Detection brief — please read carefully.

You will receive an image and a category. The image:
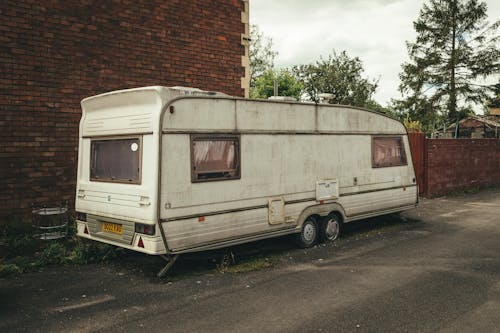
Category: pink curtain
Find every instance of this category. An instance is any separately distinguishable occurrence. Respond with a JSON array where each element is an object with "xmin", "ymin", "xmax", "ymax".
[
  {"xmin": 193, "ymin": 140, "xmax": 236, "ymax": 172},
  {"xmin": 373, "ymin": 137, "xmax": 406, "ymax": 167}
]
